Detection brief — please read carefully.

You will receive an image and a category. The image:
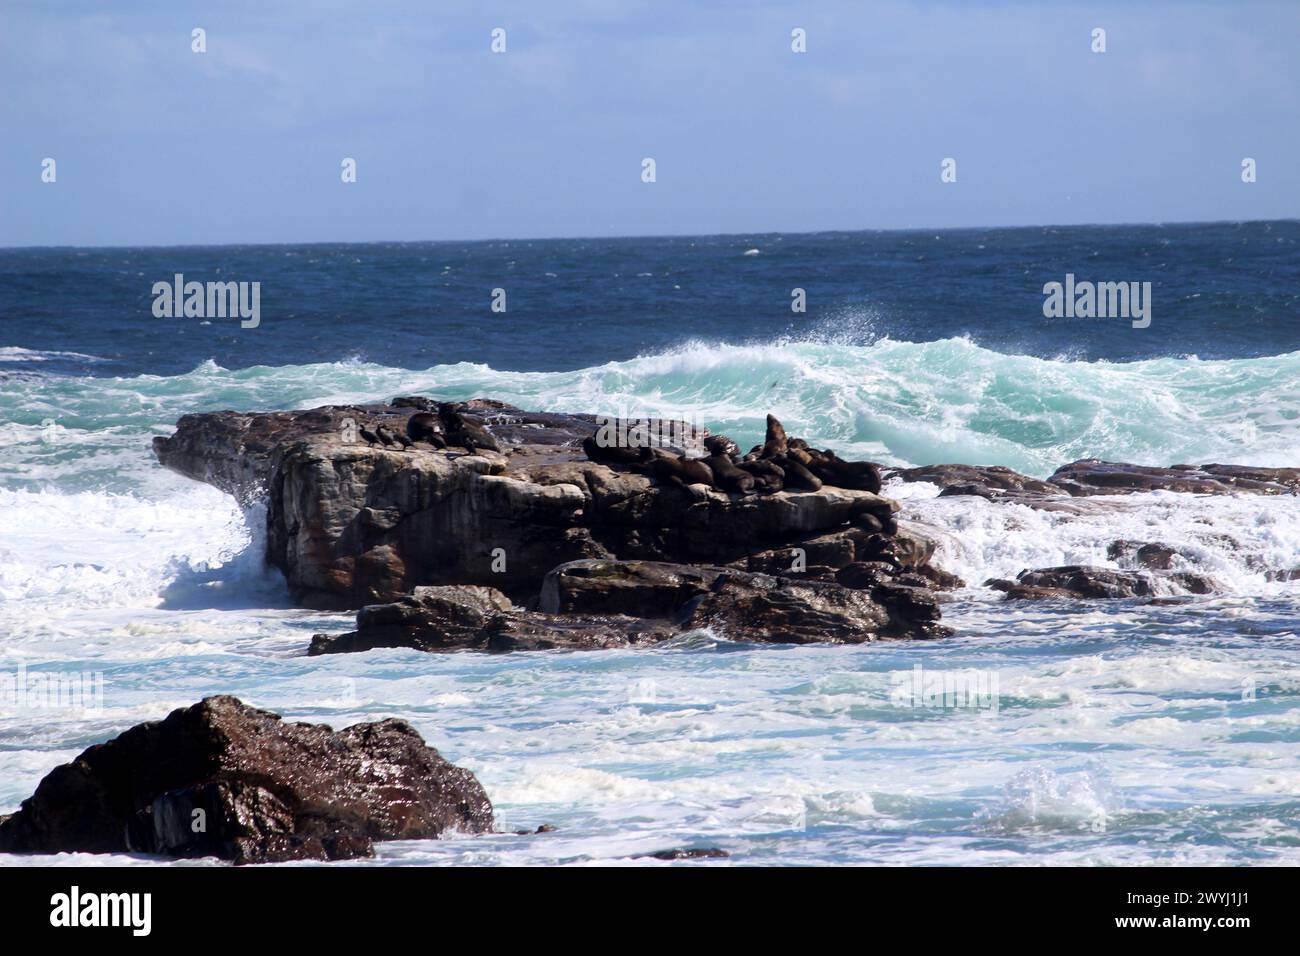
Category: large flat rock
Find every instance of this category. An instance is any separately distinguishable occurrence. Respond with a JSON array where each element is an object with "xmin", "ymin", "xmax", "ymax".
[{"xmin": 155, "ymin": 399, "xmax": 915, "ymax": 609}]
